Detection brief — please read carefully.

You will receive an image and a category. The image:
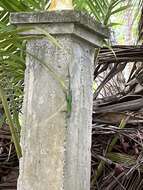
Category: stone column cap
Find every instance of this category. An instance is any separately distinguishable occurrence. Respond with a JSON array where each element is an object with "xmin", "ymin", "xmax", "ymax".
[
  {"xmin": 10, "ymin": 11, "xmax": 109, "ymax": 47},
  {"xmin": 10, "ymin": 11, "xmax": 109, "ymax": 38}
]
